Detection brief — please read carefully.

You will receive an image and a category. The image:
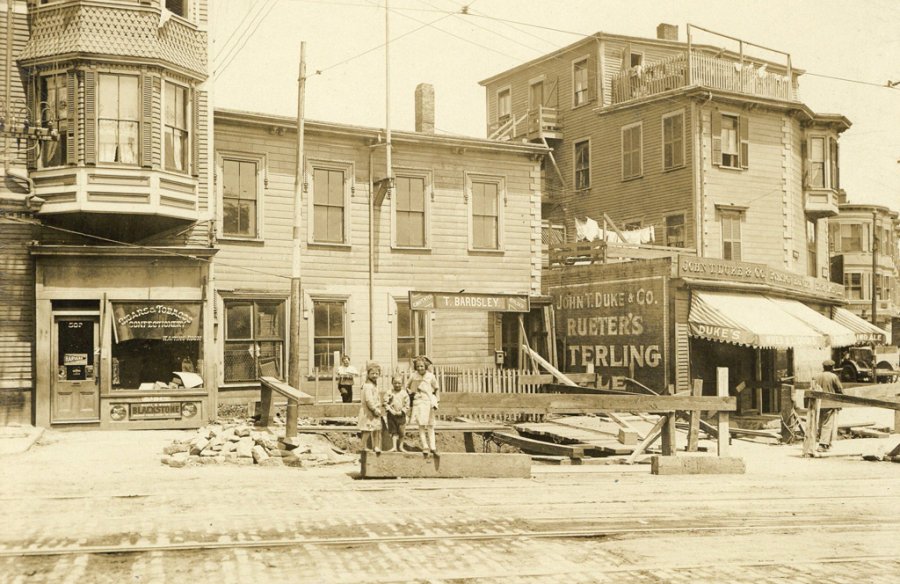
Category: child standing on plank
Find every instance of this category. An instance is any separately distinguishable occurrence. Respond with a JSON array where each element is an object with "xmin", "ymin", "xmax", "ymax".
[
  {"xmin": 384, "ymin": 375, "xmax": 410, "ymax": 452},
  {"xmin": 357, "ymin": 361, "xmax": 384, "ymax": 452}
]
